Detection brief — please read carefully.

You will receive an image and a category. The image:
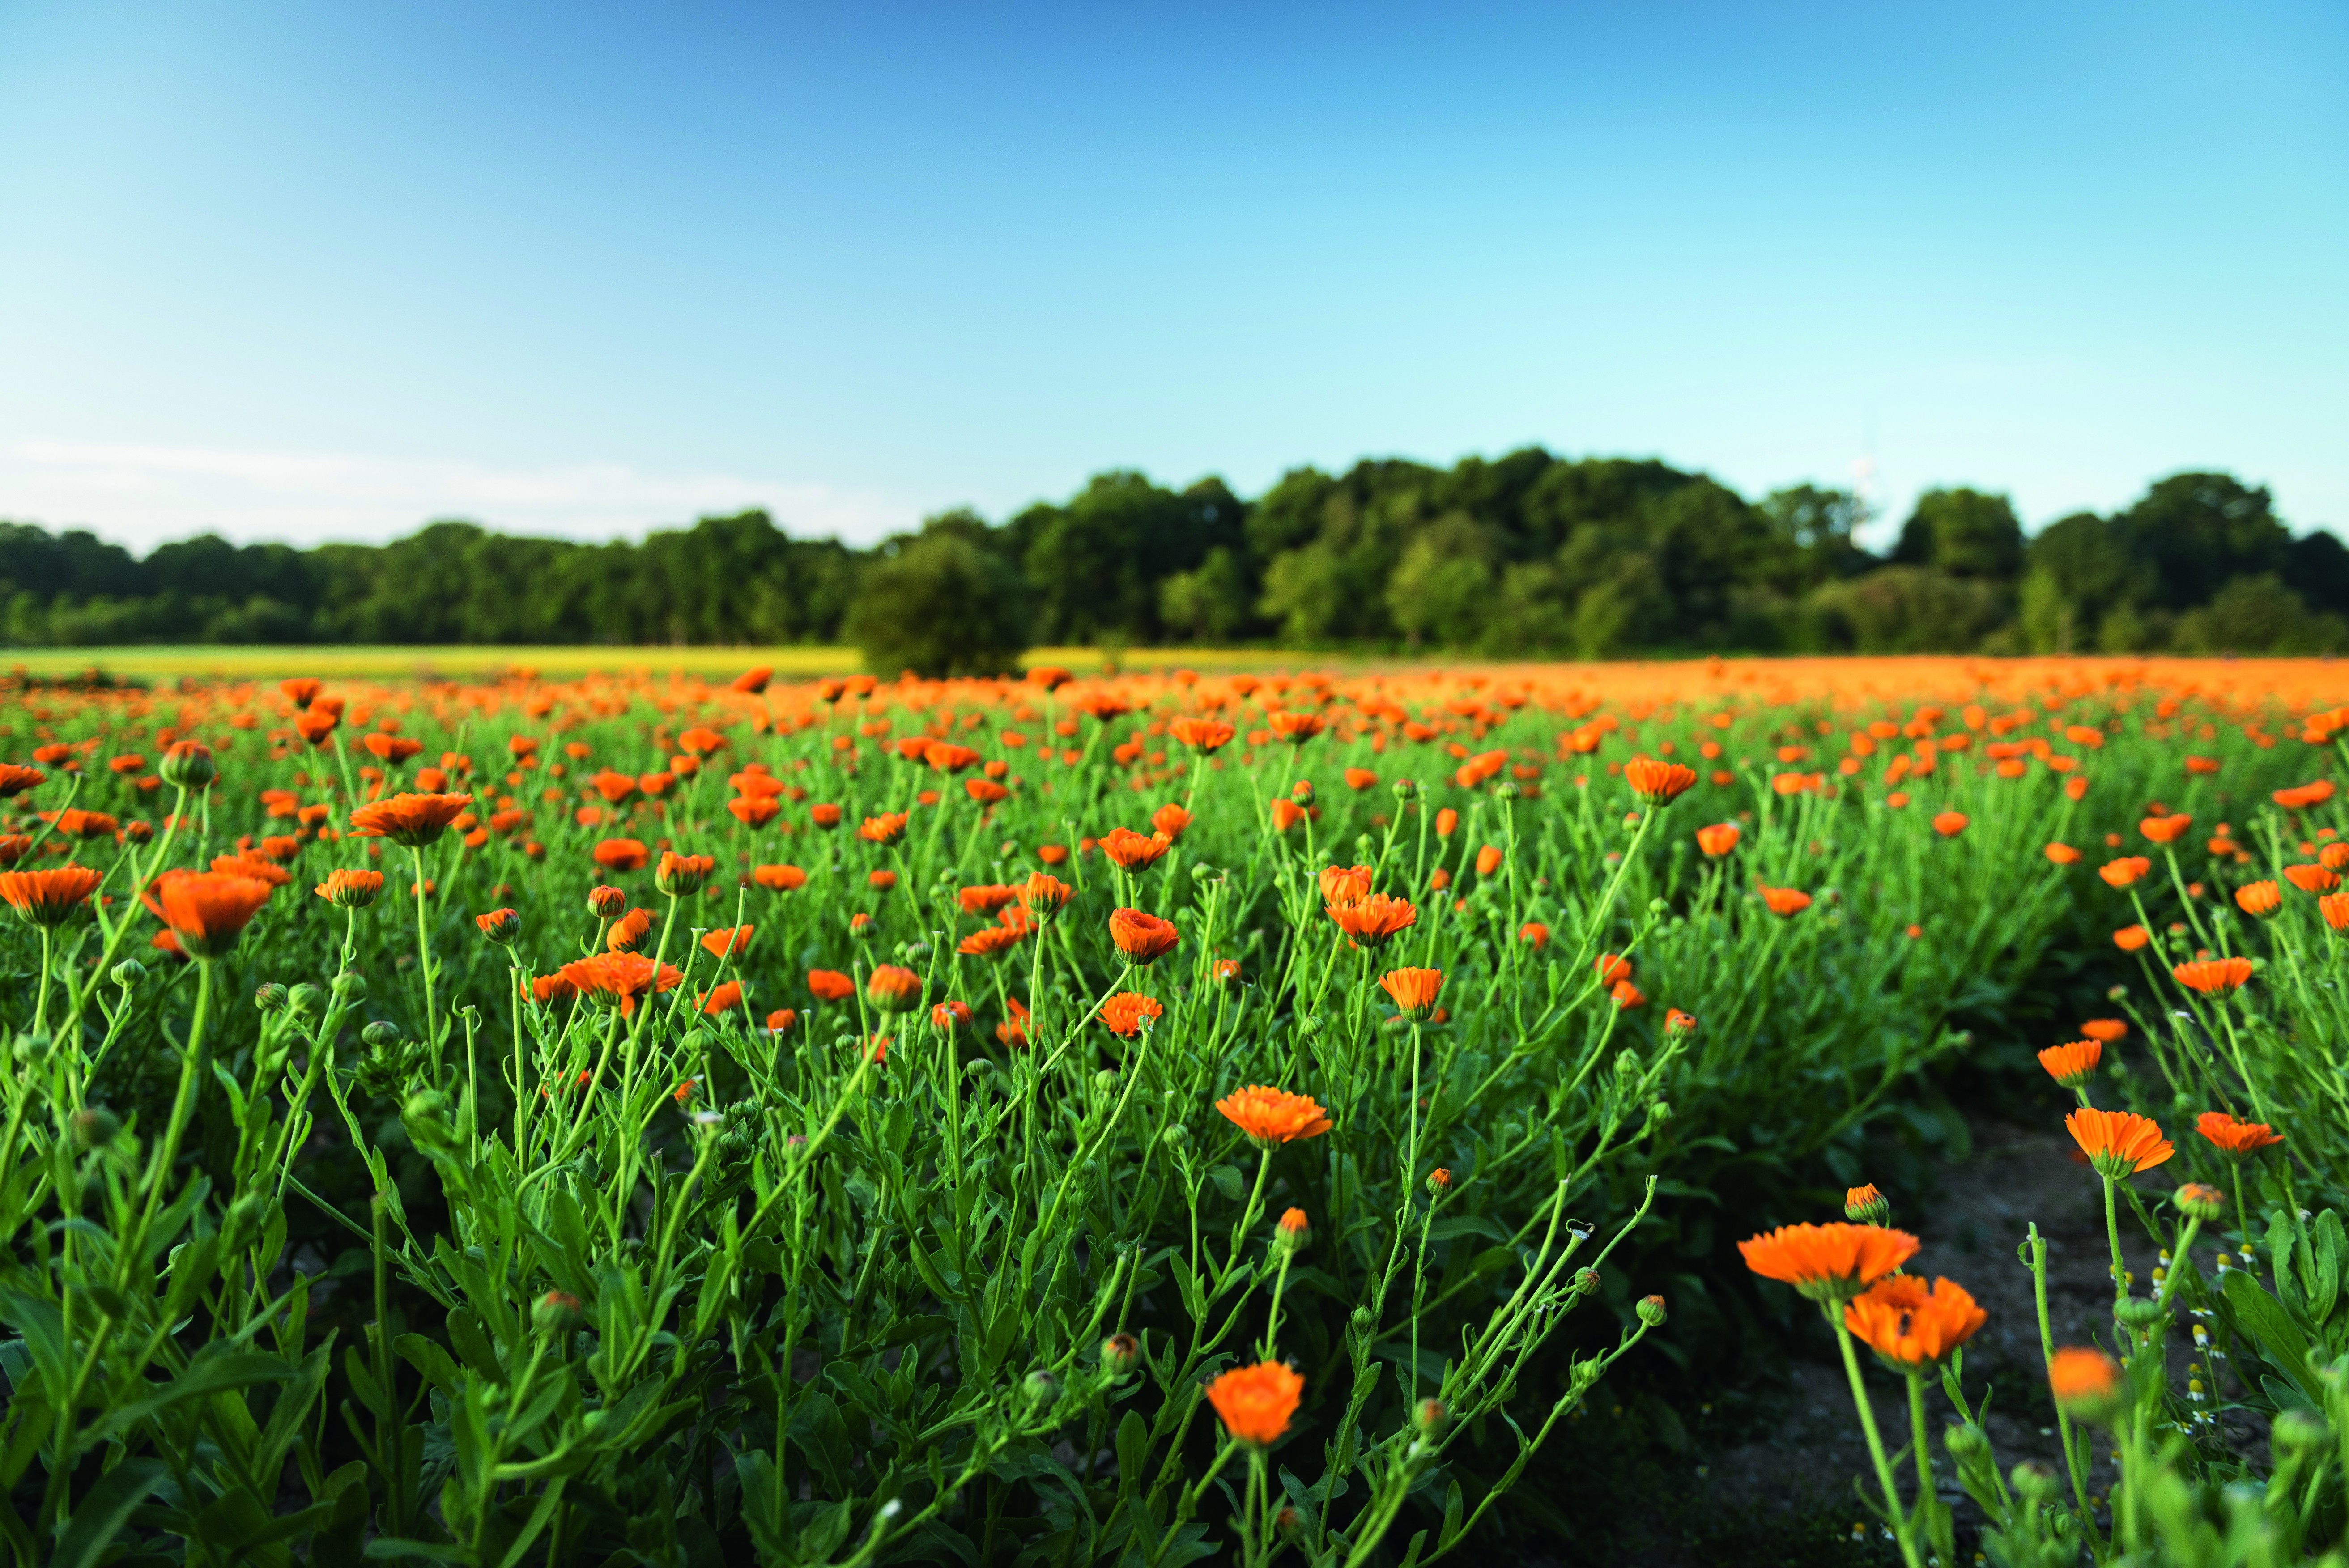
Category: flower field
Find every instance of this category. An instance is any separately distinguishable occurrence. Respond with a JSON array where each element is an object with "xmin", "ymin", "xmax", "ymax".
[{"xmin": 4, "ymin": 654, "xmax": 2349, "ymax": 1566}]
